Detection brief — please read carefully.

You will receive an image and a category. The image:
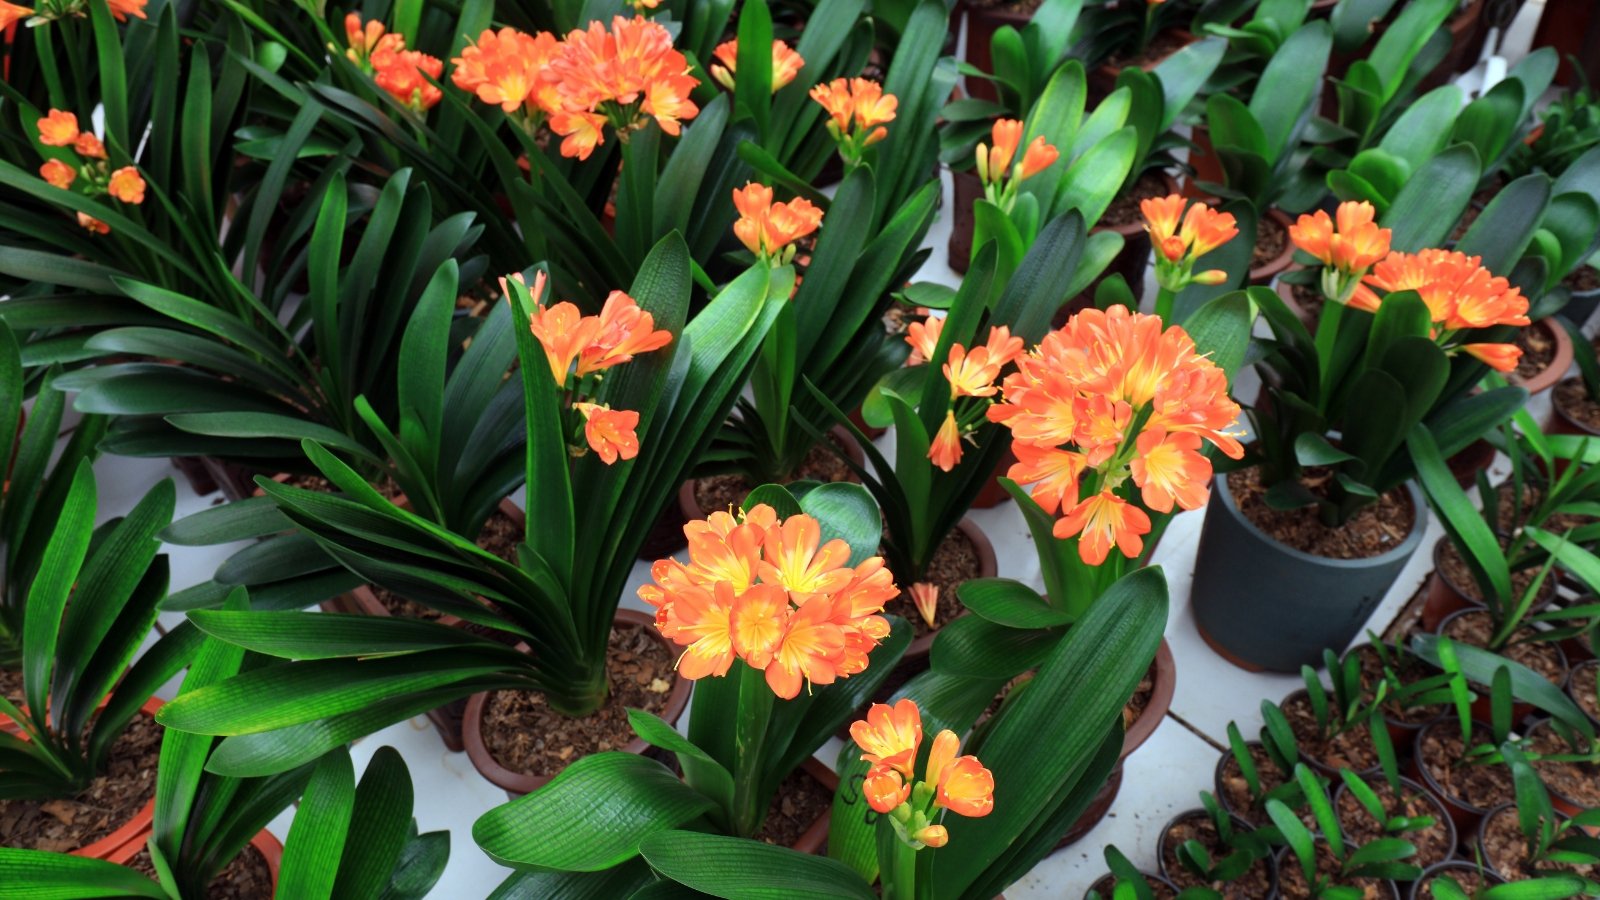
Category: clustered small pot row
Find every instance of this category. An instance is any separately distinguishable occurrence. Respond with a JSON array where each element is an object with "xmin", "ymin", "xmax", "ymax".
[{"xmin": 2, "ymin": 0, "xmax": 1600, "ymax": 897}]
